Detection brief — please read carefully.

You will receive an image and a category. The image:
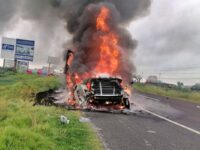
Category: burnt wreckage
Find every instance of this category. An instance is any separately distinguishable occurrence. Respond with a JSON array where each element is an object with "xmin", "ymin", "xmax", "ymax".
[{"xmin": 74, "ymin": 77, "xmax": 130, "ymax": 110}]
